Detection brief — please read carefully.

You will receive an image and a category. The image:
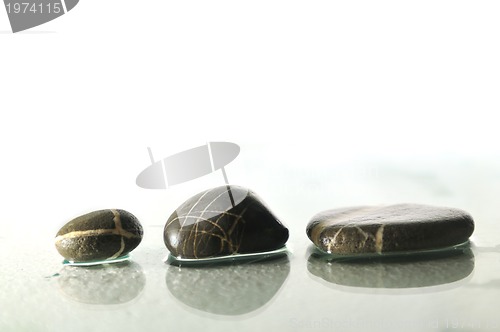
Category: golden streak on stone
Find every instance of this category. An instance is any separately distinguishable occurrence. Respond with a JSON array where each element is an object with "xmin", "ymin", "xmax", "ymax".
[
  {"xmin": 181, "ymin": 188, "xmax": 215, "ymax": 256},
  {"xmin": 110, "ymin": 209, "xmax": 121, "ymax": 229},
  {"xmin": 109, "ymin": 210, "xmax": 126, "ymax": 259},
  {"xmin": 312, "ymin": 207, "xmax": 385, "ymax": 253},
  {"xmin": 110, "ymin": 237, "xmax": 126, "ymax": 259},
  {"xmin": 180, "ymin": 189, "xmax": 234, "ymax": 258},
  {"xmin": 55, "ymin": 210, "xmax": 140, "ymax": 243},
  {"xmin": 55, "ymin": 228, "xmax": 140, "ymax": 242},
  {"xmin": 165, "ymin": 185, "xmax": 289, "ymax": 259},
  {"xmin": 331, "ymin": 226, "xmax": 344, "ymax": 248},
  {"xmin": 375, "ymin": 224, "xmax": 385, "ymax": 254},
  {"xmin": 228, "ymin": 206, "xmax": 249, "ymax": 236},
  {"xmin": 355, "ymin": 226, "xmax": 375, "ymax": 249},
  {"xmin": 168, "ymin": 210, "xmax": 243, "ymax": 225}
]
